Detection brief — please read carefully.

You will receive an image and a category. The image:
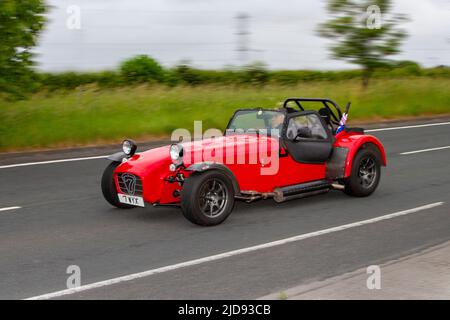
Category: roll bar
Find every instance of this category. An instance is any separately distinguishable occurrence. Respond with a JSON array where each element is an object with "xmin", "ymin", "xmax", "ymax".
[{"xmin": 283, "ymin": 98, "xmax": 344, "ymax": 124}]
